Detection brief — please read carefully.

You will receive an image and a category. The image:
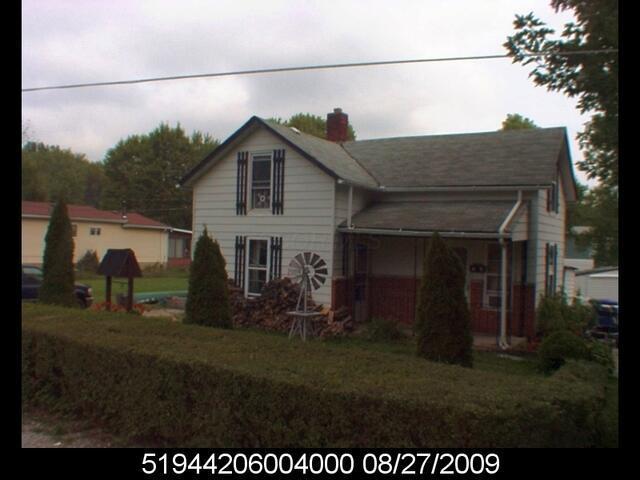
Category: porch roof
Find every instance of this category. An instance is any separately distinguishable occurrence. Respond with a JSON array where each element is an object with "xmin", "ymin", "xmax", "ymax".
[{"xmin": 337, "ymin": 201, "xmax": 518, "ymax": 238}]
